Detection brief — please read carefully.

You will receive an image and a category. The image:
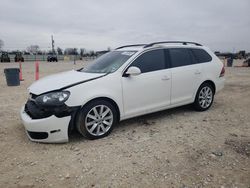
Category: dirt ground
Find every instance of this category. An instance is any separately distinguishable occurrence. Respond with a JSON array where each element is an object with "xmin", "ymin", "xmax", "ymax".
[{"xmin": 0, "ymin": 60, "xmax": 249, "ymax": 188}]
